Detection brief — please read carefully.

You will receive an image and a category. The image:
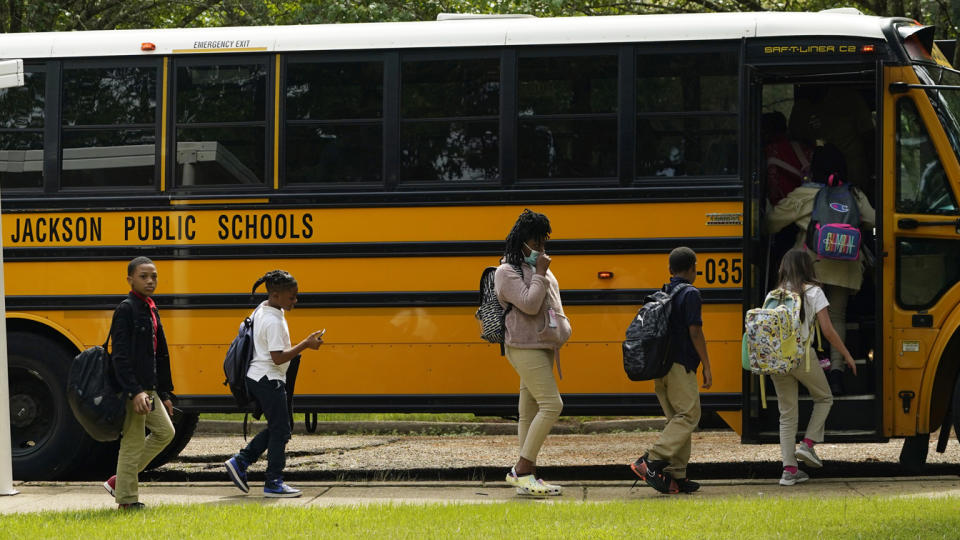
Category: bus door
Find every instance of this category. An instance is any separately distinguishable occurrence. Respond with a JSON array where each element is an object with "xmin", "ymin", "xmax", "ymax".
[
  {"xmin": 883, "ymin": 63, "xmax": 960, "ymax": 442},
  {"xmin": 740, "ymin": 52, "xmax": 885, "ymax": 444}
]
